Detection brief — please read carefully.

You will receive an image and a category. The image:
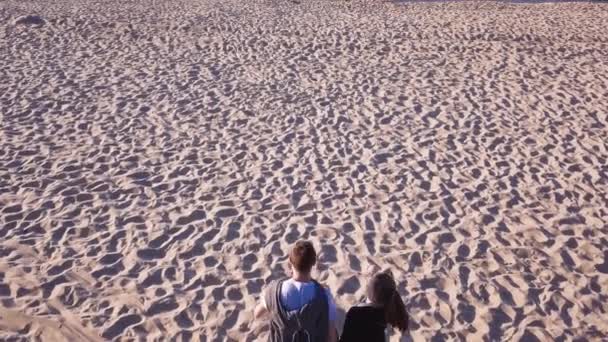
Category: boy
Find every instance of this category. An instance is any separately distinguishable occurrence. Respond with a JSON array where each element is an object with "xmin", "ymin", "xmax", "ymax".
[{"xmin": 254, "ymin": 240, "xmax": 338, "ymax": 342}]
